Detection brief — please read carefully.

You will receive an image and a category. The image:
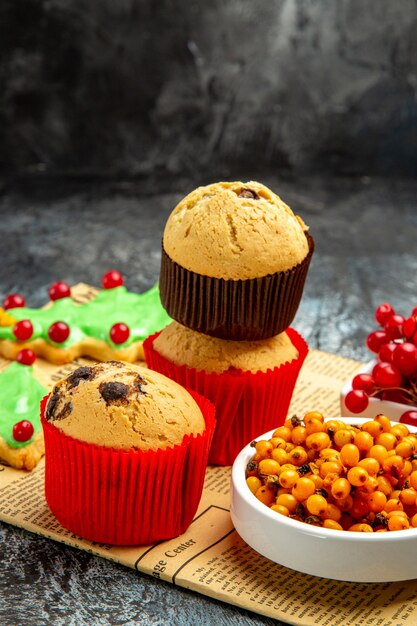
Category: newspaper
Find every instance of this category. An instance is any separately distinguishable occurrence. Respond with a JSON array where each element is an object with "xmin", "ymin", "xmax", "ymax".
[{"xmin": 1, "ymin": 284, "xmax": 417, "ymax": 626}]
